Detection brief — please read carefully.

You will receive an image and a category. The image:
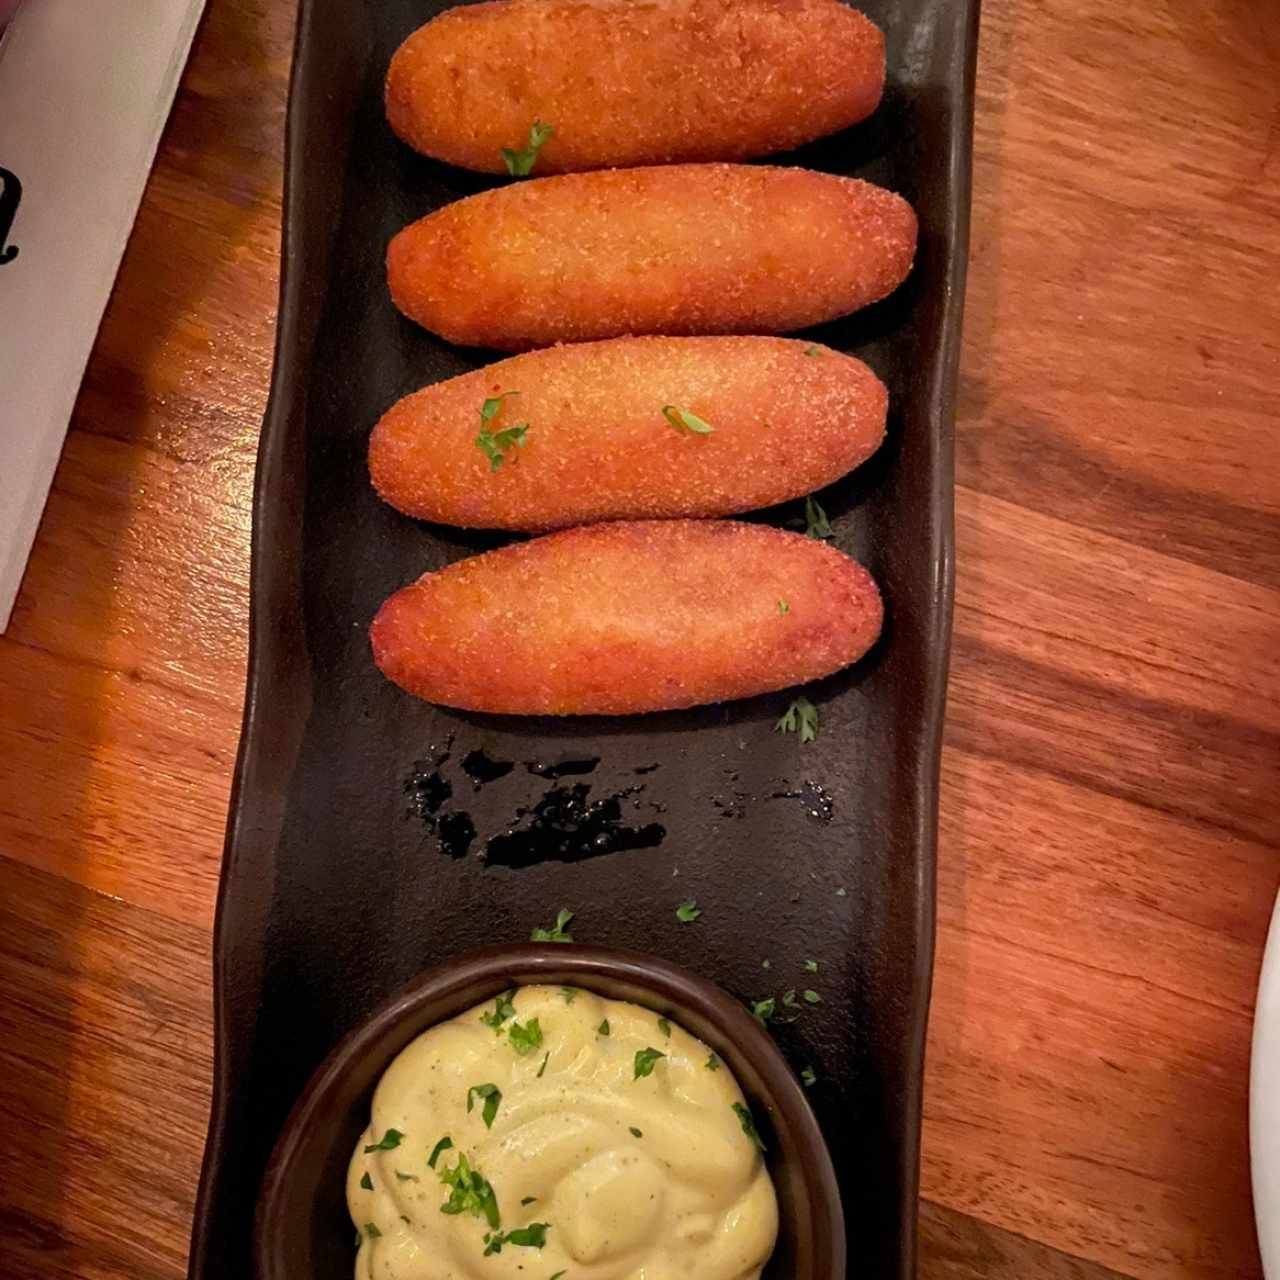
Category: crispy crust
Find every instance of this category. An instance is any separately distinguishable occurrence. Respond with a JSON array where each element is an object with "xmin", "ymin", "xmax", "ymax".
[
  {"xmin": 387, "ymin": 164, "xmax": 916, "ymax": 349},
  {"xmin": 386, "ymin": 0, "xmax": 884, "ymax": 173},
  {"xmin": 370, "ymin": 520, "xmax": 883, "ymax": 714},
  {"xmin": 369, "ymin": 336, "xmax": 887, "ymax": 528}
]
